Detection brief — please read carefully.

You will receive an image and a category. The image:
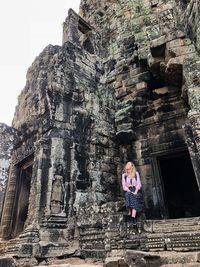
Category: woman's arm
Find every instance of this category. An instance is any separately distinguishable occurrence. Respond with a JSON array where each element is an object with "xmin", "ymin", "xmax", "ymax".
[
  {"xmin": 122, "ymin": 173, "xmax": 130, "ymax": 192},
  {"xmin": 135, "ymin": 171, "xmax": 142, "ymax": 194}
]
